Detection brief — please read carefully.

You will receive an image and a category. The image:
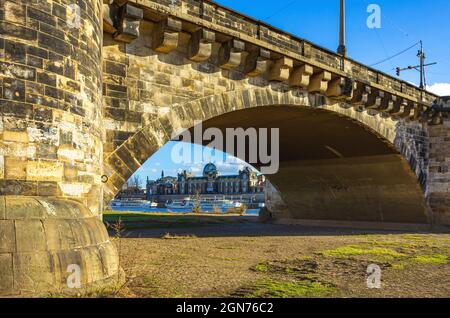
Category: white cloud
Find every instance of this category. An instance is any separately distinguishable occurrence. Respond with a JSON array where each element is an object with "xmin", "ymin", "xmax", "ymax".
[
  {"xmin": 189, "ymin": 166, "xmax": 202, "ymax": 173},
  {"xmin": 215, "ymin": 158, "xmax": 259, "ymax": 175},
  {"xmin": 426, "ymin": 83, "xmax": 450, "ymax": 96}
]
